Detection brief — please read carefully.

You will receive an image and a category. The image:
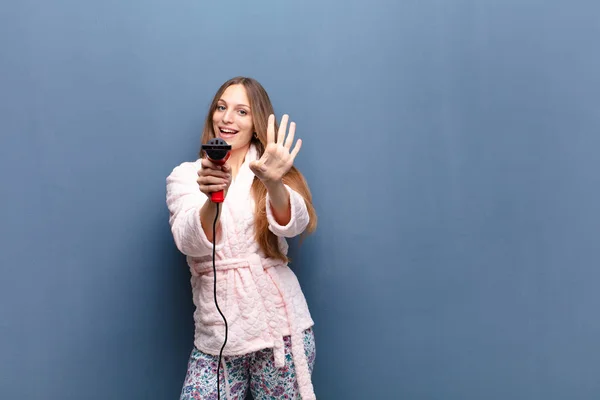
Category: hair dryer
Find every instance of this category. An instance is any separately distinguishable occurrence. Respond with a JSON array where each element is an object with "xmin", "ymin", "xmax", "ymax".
[
  {"xmin": 201, "ymin": 137, "xmax": 232, "ymax": 399},
  {"xmin": 201, "ymin": 138, "xmax": 232, "ymax": 203}
]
